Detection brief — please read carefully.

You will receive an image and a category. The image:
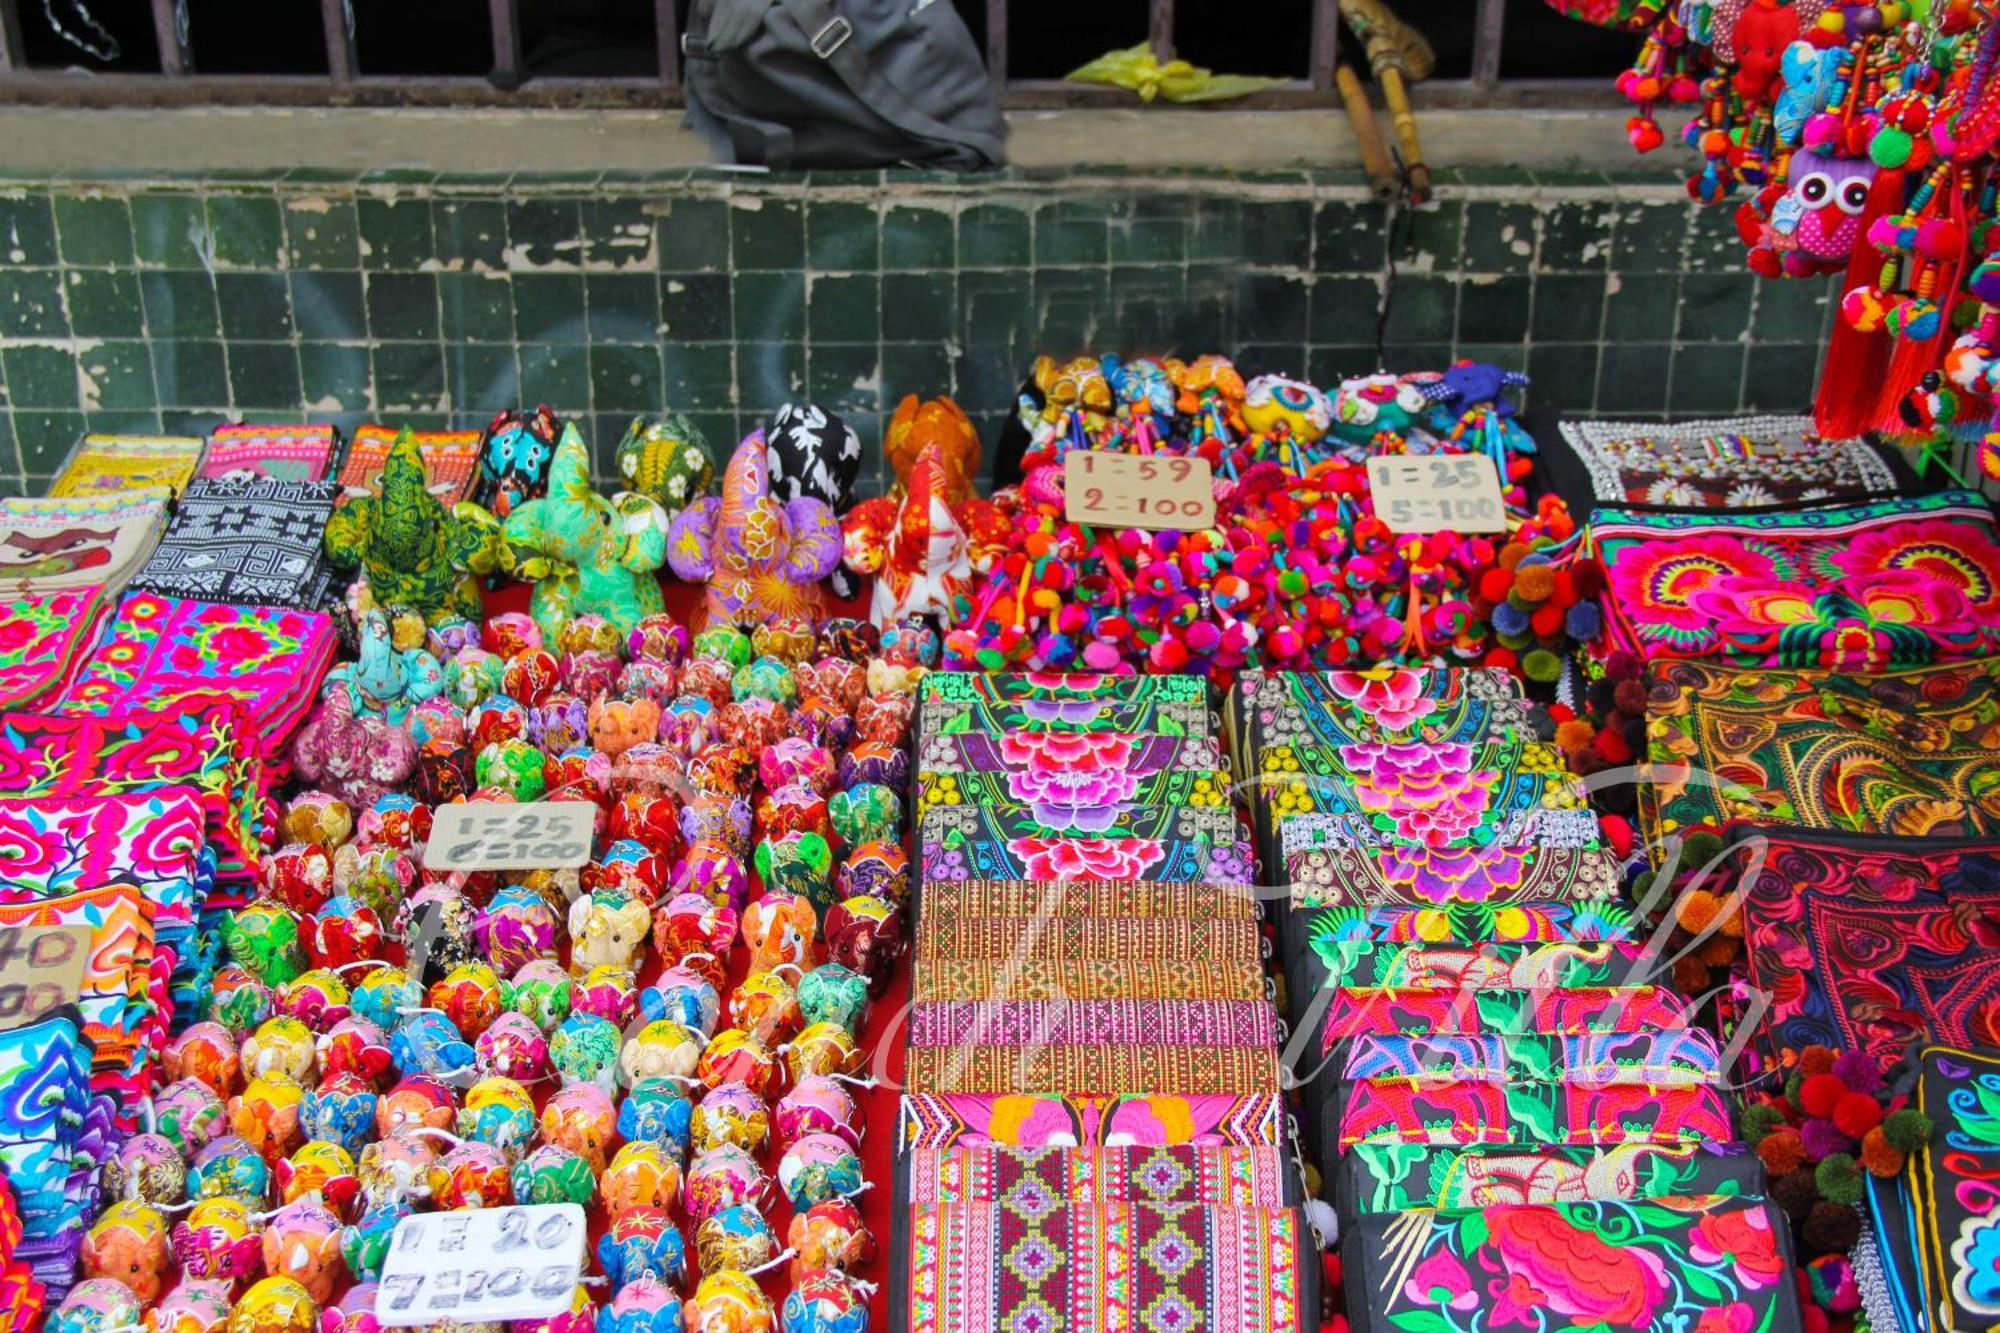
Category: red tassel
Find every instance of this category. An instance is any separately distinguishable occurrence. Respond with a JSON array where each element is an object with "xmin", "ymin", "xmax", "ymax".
[
  {"xmin": 1874, "ymin": 169, "xmax": 1969, "ymax": 433},
  {"xmin": 1815, "ymin": 166, "xmax": 1906, "ymax": 437}
]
